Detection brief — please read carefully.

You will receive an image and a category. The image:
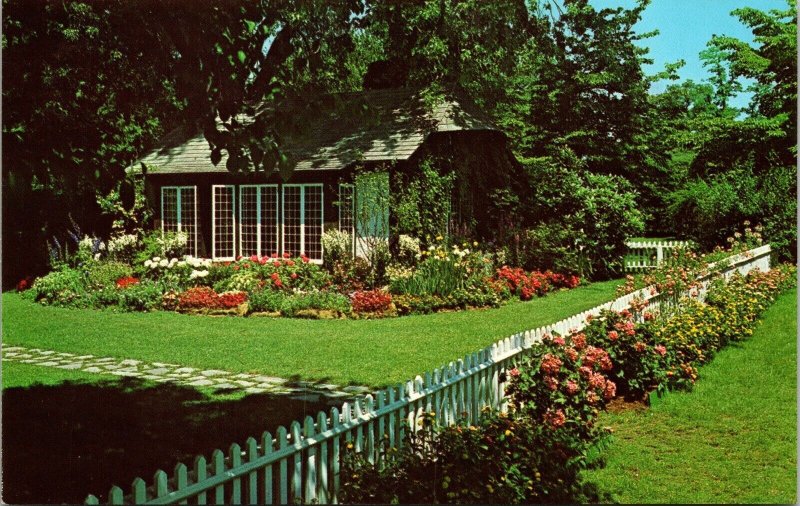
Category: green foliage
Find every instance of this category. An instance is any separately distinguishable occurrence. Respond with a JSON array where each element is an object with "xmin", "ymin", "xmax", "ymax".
[
  {"xmin": 321, "ymin": 229, "xmax": 351, "ymax": 267},
  {"xmin": 246, "ymin": 289, "xmax": 287, "ymax": 314},
  {"xmin": 86, "ymin": 261, "xmax": 133, "ymax": 290},
  {"xmin": 340, "ymin": 409, "xmax": 604, "ymax": 504},
  {"xmin": 117, "ymin": 279, "xmax": 165, "ymax": 312},
  {"xmin": 278, "ymin": 291, "xmax": 350, "ymax": 317},
  {"xmin": 393, "ymin": 158, "xmax": 455, "ymax": 243},
  {"xmin": 515, "ymin": 160, "xmax": 645, "ymax": 279},
  {"xmin": 132, "ymin": 231, "xmax": 188, "ymax": 272},
  {"xmin": 25, "ymin": 267, "xmax": 87, "ymax": 307}
]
